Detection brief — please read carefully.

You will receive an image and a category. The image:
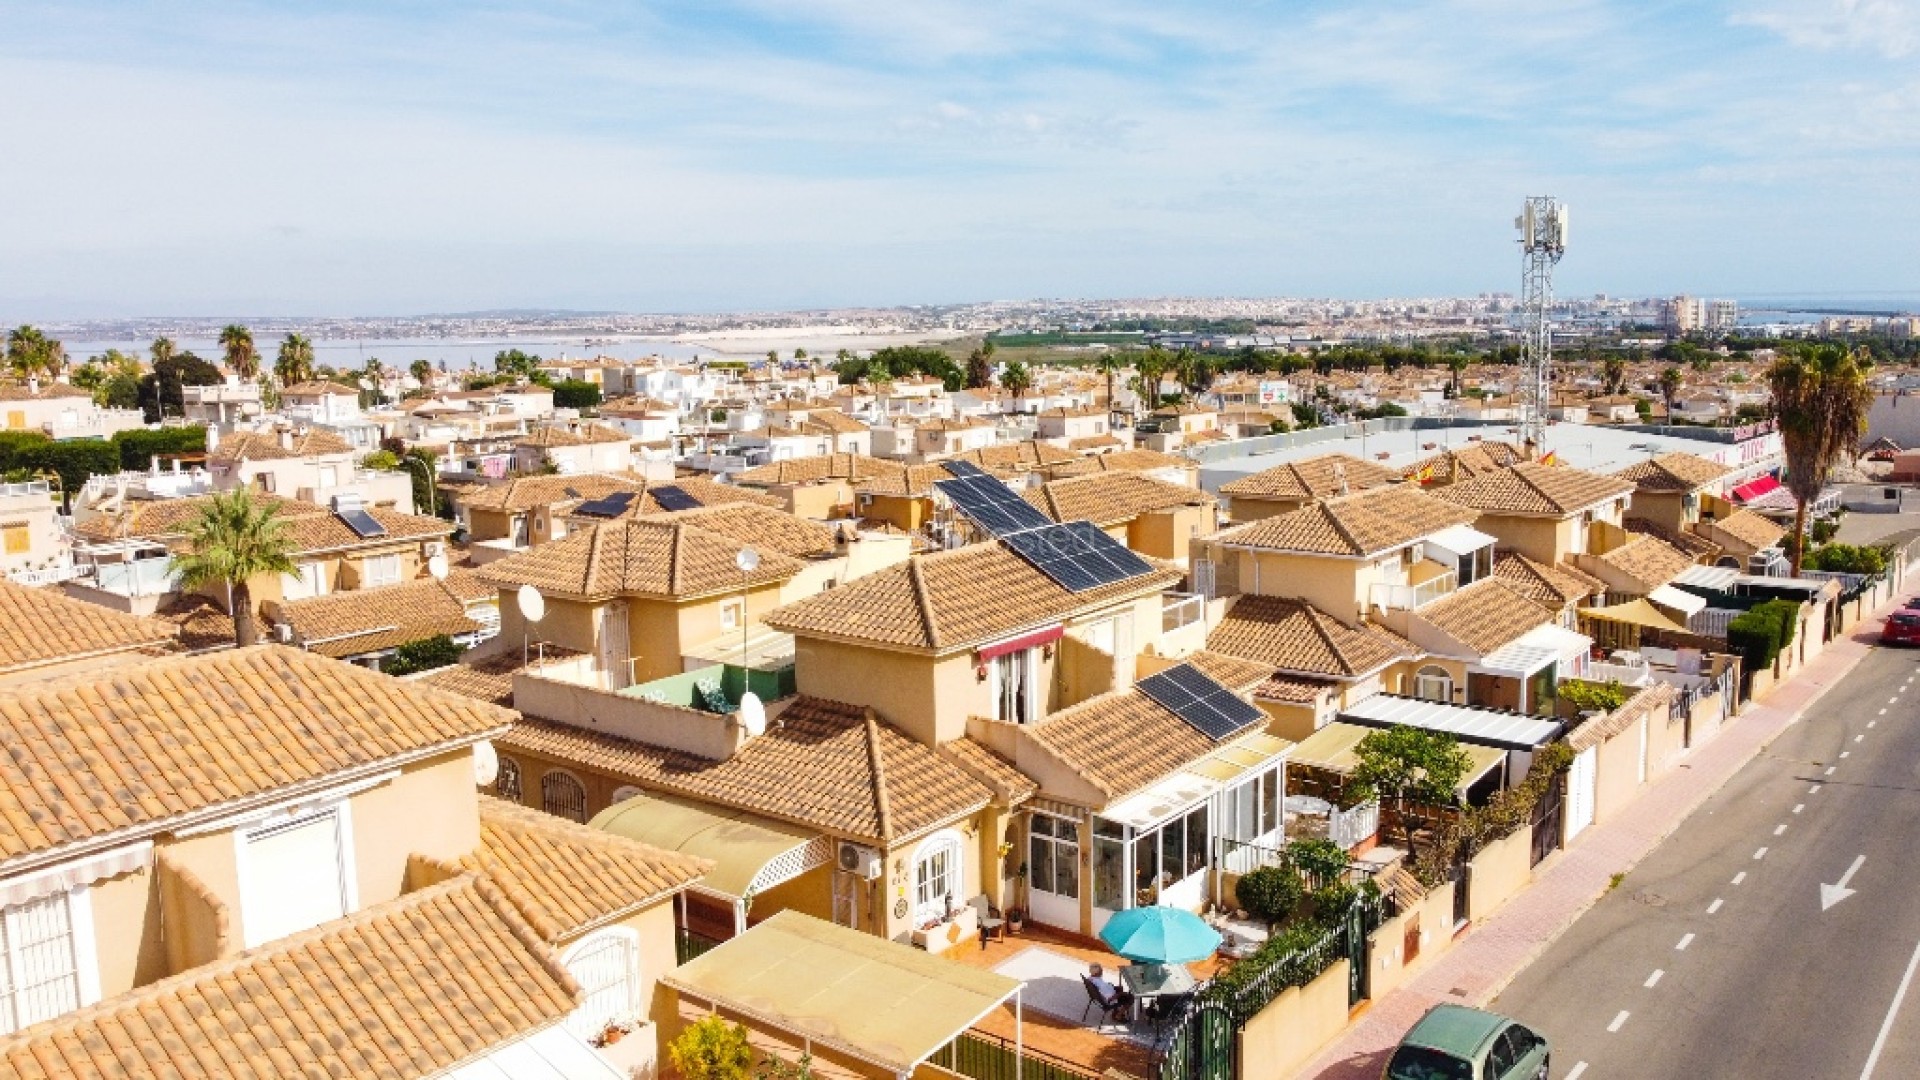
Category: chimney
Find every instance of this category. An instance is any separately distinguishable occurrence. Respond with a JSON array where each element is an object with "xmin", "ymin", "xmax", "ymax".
[
  {"xmin": 280, "ymin": 428, "xmax": 295, "ymax": 451},
  {"xmin": 26, "ymin": 376, "xmax": 37, "ymax": 395}
]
